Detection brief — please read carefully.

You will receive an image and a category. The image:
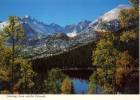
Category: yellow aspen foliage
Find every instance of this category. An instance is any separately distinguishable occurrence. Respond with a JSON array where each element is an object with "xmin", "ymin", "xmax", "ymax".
[{"xmin": 61, "ymin": 78, "xmax": 72, "ymax": 94}]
